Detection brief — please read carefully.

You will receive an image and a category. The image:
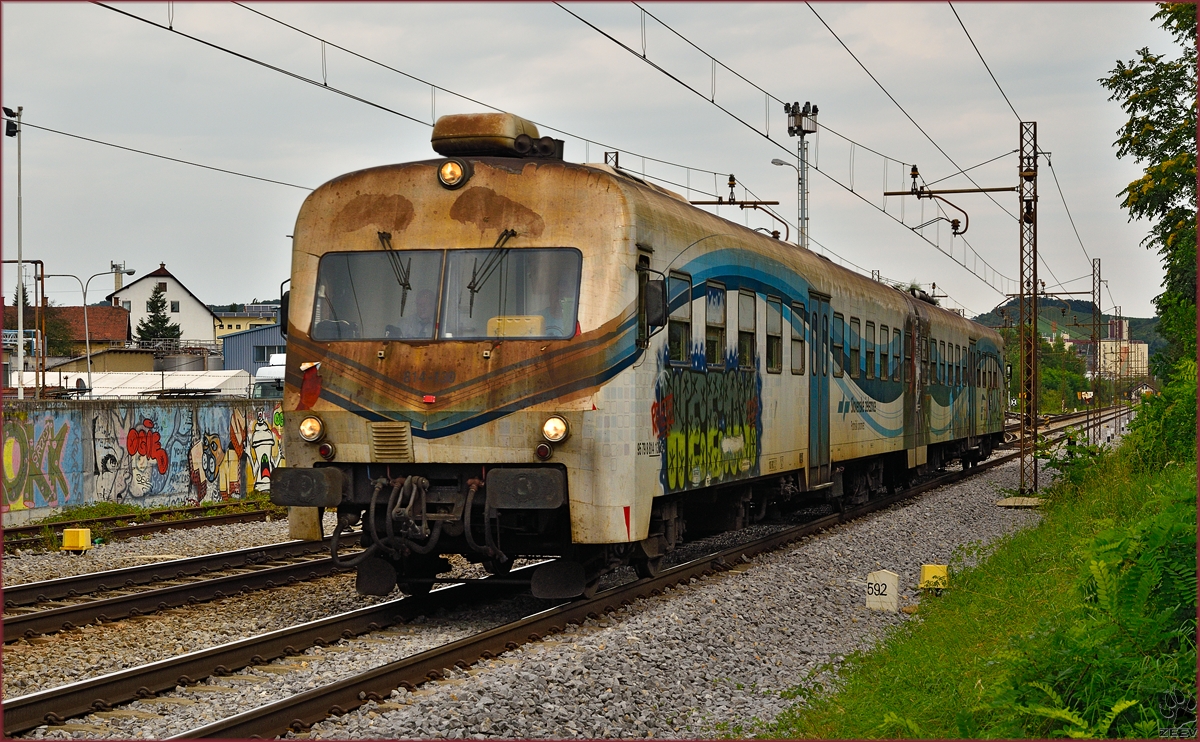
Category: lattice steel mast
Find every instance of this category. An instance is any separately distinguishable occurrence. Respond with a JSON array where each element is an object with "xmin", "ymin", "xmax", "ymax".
[{"xmin": 1018, "ymin": 122, "xmax": 1039, "ymax": 494}]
